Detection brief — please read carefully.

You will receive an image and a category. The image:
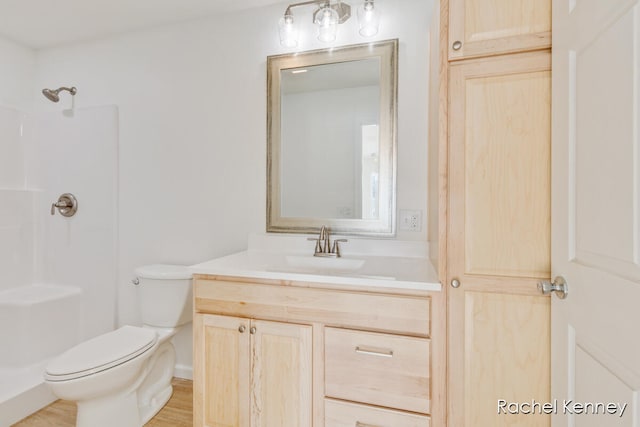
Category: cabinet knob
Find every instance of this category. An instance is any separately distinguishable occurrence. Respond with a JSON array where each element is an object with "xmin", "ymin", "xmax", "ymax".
[
  {"xmin": 238, "ymin": 325, "xmax": 246, "ymax": 333},
  {"xmin": 451, "ymin": 278, "xmax": 461, "ymax": 288},
  {"xmin": 452, "ymin": 40, "xmax": 462, "ymax": 51},
  {"xmin": 250, "ymin": 326, "xmax": 257, "ymax": 335}
]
